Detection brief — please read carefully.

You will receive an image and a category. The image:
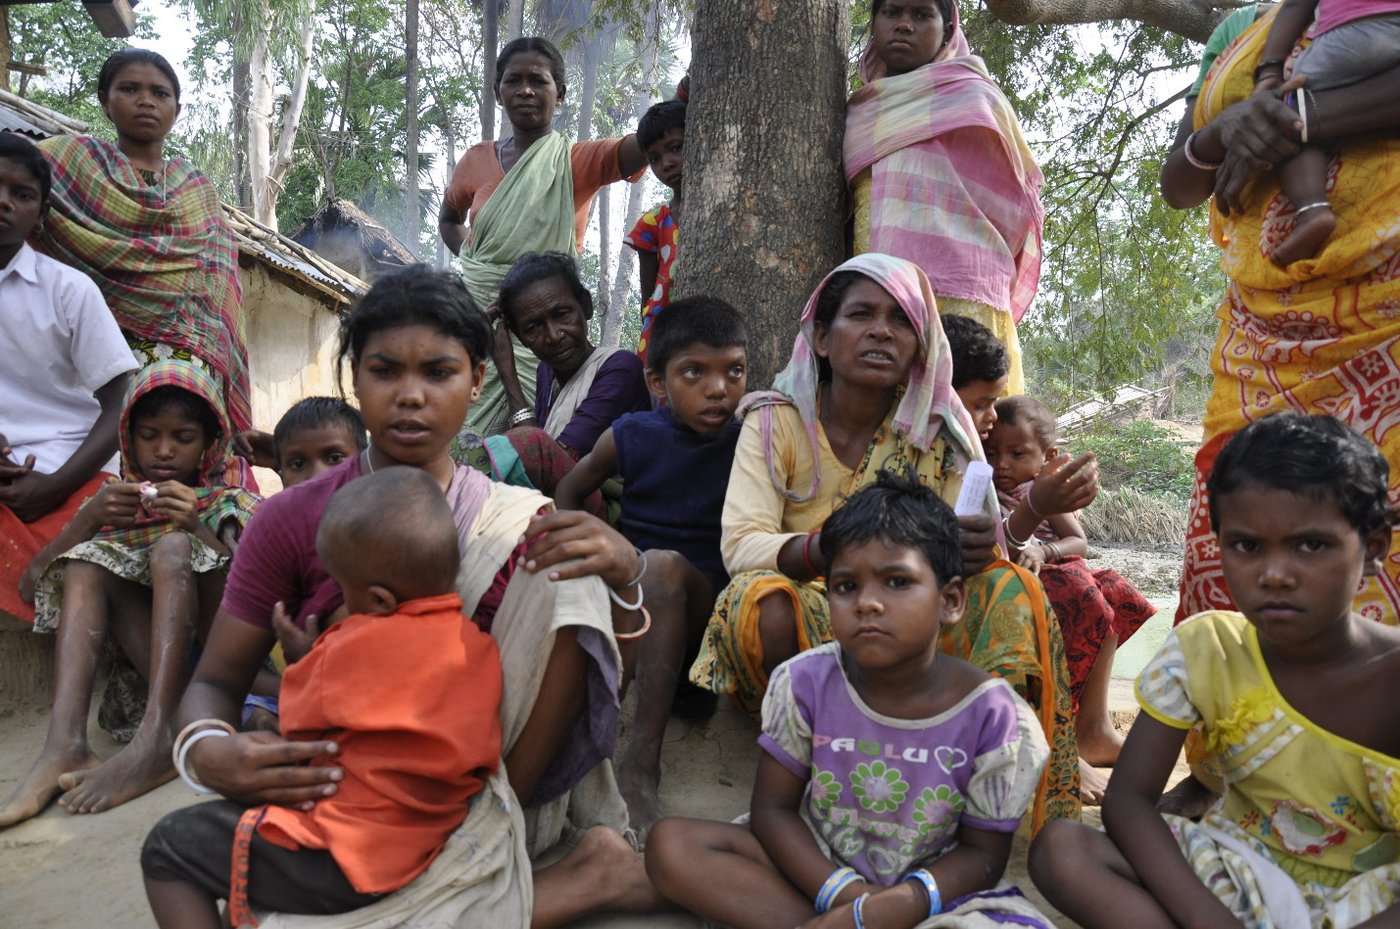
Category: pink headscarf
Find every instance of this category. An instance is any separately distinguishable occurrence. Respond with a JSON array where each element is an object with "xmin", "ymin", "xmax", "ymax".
[{"xmin": 740, "ymin": 253, "xmax": 984, "ymax": 503}]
